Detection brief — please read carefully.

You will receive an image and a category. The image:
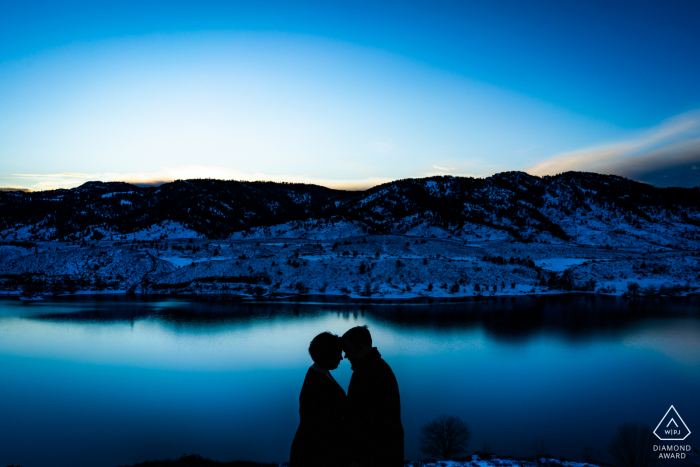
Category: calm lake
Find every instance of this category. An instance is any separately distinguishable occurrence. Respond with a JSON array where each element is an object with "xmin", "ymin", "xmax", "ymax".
[{"xmin": 0, "ymin": 295, "xmax": 698, "ymax": 467}]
